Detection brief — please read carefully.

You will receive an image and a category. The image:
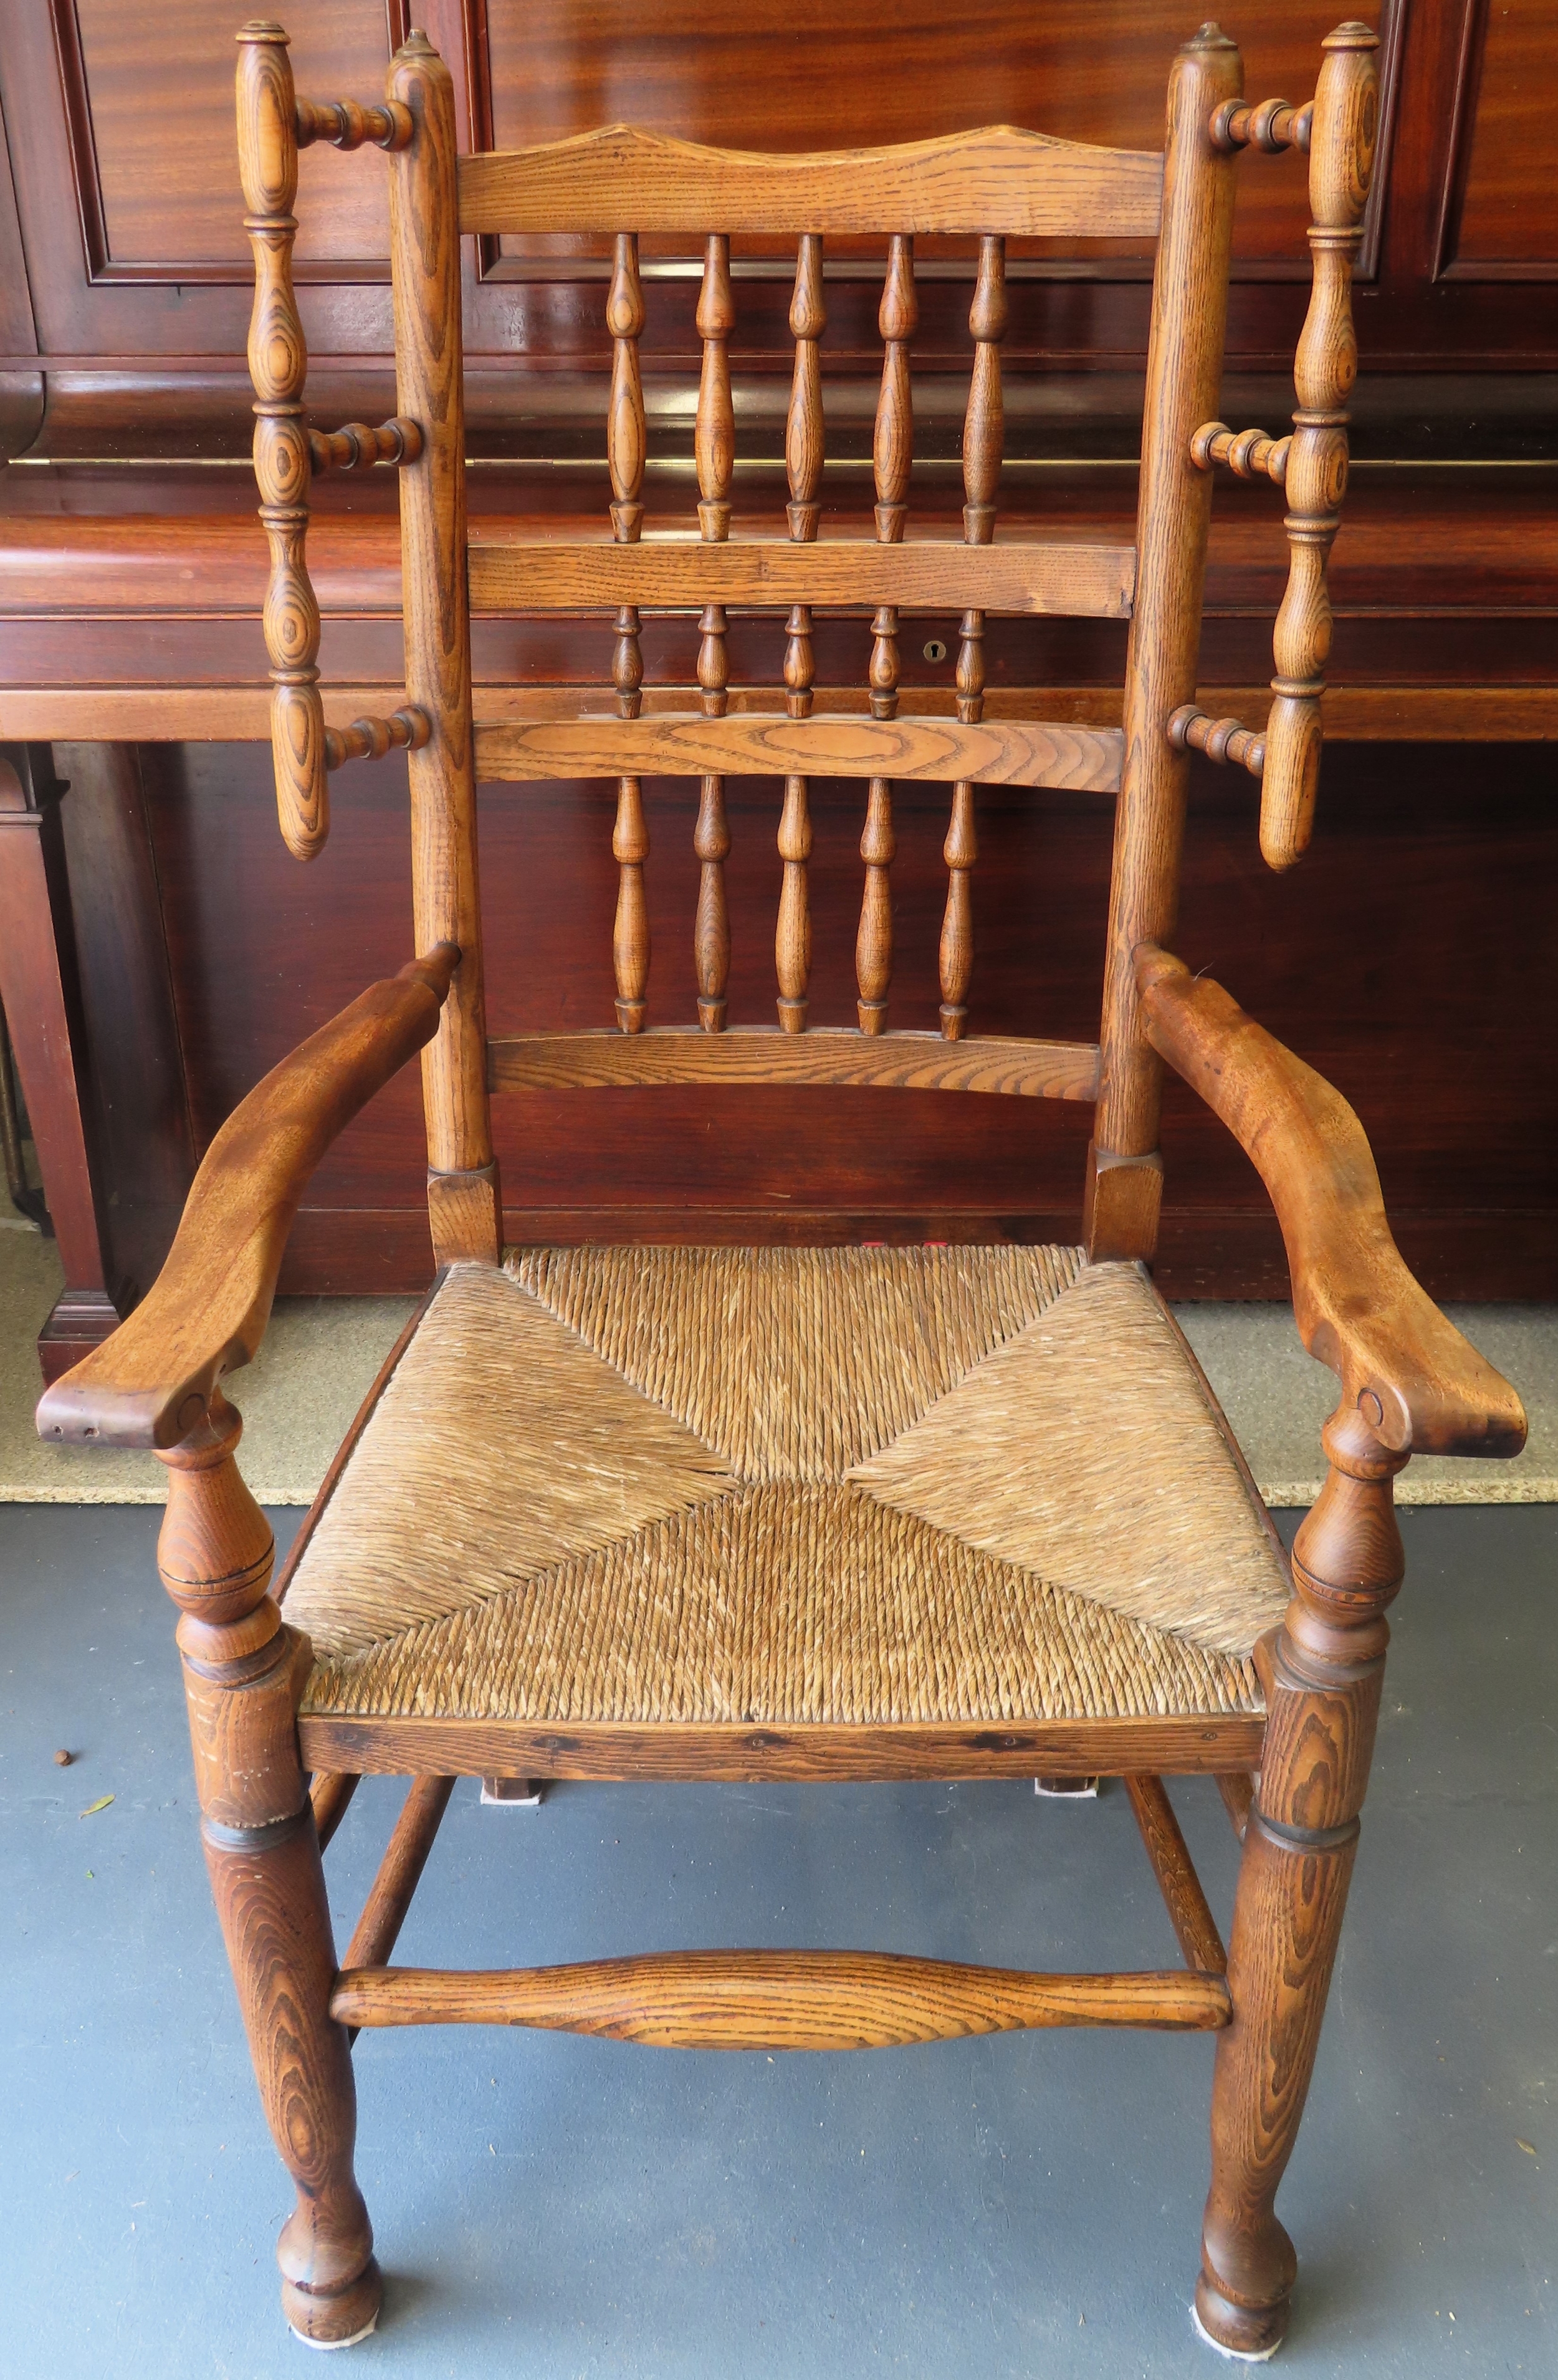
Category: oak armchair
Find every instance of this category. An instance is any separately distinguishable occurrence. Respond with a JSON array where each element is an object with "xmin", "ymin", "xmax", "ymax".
[{"xmin": 37, "ymin": 16, "xmax": 1526, "ymax": 2362}]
